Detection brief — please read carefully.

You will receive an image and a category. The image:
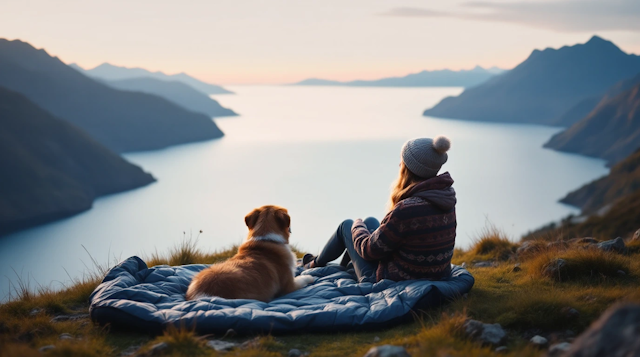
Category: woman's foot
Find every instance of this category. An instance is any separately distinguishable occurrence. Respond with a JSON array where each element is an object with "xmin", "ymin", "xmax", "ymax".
[{"xmin": 302, "ymin": 254, "xmax": 317, "ymax": 269}]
